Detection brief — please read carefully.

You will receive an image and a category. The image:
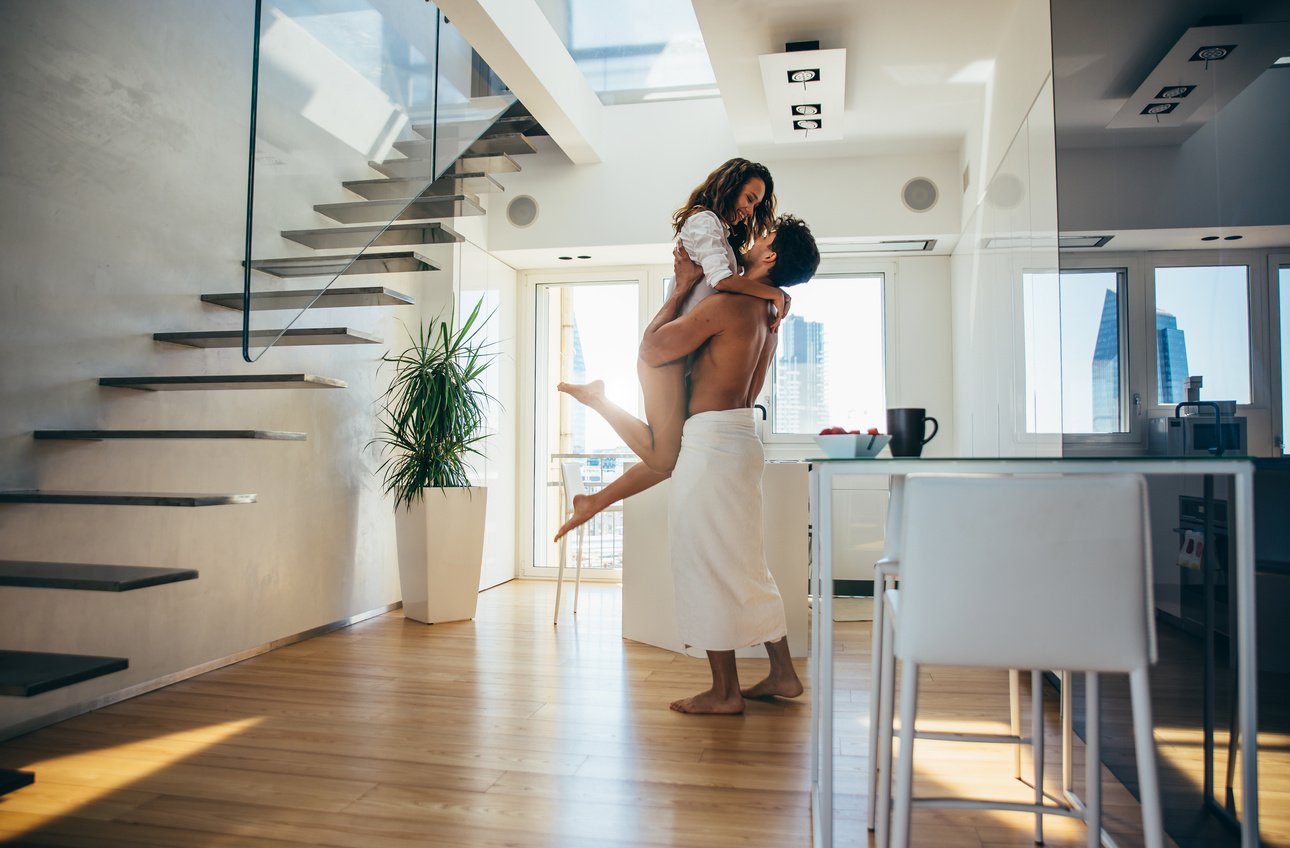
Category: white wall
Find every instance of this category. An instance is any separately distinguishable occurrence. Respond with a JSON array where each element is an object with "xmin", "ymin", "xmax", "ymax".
[
  {"xmin": 0, "ymin": 0, "xmax": 517, "ymax": 738},
  {"xmin": 950, "ymin": 2, "xmax": 1060, "ymax": 457},
  {"xmin": 485, "ymin": 98, "xmax": 963, "ymax": 256}
]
